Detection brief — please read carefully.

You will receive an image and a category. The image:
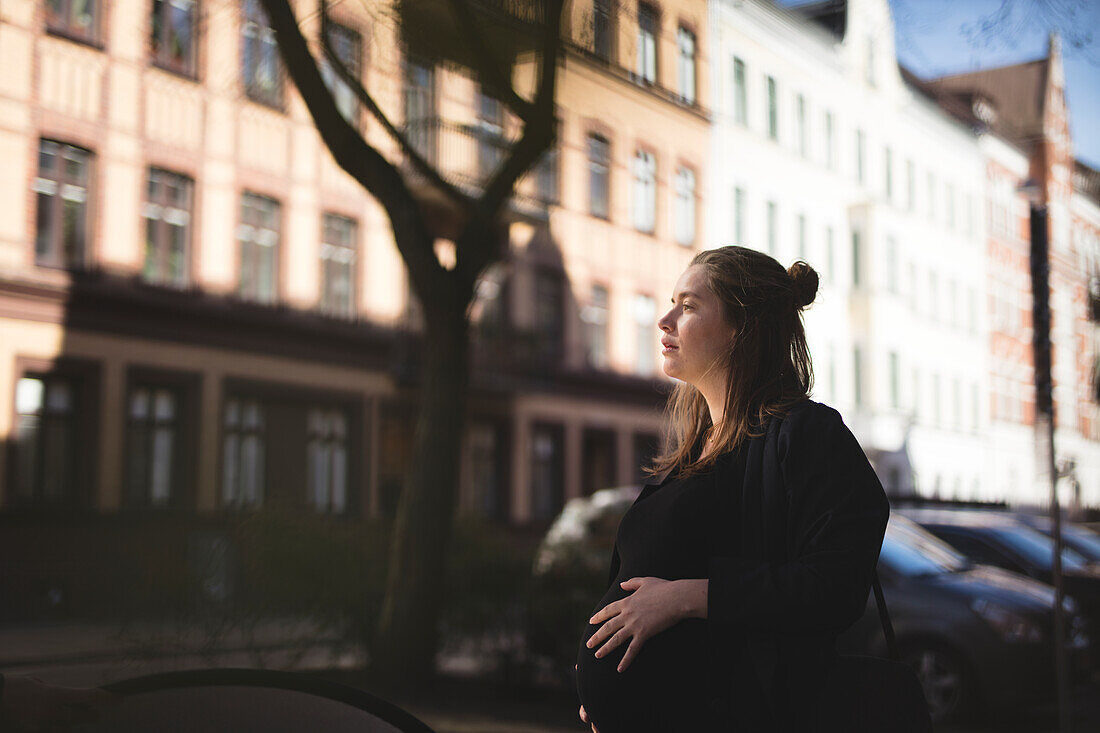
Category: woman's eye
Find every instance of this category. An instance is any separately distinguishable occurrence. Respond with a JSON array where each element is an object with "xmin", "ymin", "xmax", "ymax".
[{"xmin": 682, "ymin": 303, "xmax": 692, "ymax": 311}]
